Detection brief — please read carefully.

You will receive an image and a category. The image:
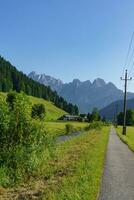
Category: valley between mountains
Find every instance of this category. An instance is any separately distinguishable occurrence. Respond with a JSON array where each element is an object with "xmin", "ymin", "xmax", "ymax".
[{"xmin": 29, "ymin": 71, "xmax": 134, "ymax": 117}]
